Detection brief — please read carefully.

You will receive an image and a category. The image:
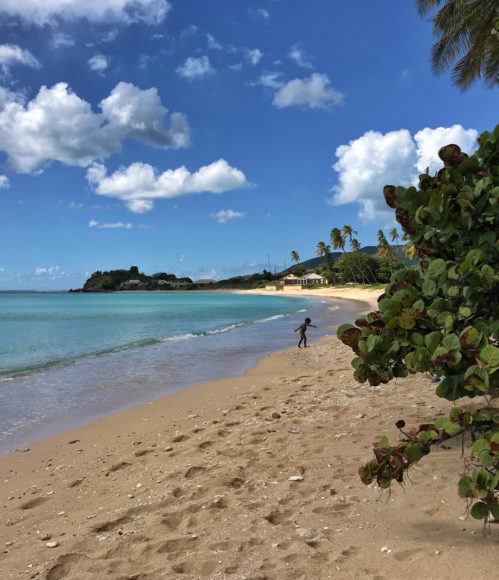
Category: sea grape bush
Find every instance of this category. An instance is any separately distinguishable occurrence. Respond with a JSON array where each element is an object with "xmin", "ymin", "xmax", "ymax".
[{"xmin": 337, "ymin": 126, "xmax": 499, "ymax": 525}]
